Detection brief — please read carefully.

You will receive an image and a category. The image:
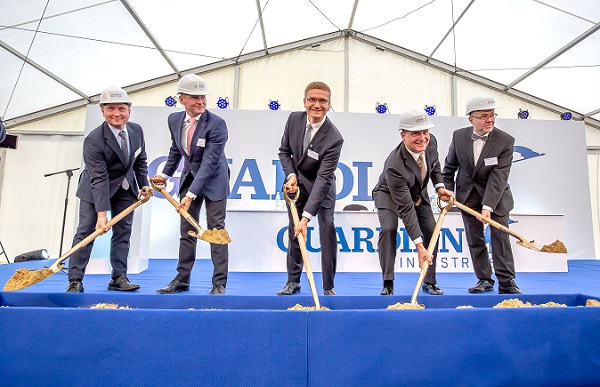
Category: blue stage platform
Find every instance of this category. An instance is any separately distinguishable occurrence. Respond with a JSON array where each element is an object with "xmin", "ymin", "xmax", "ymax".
[{"xmin": 1, "ymin": 259, "xmax": 600, "ymax": 386}]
